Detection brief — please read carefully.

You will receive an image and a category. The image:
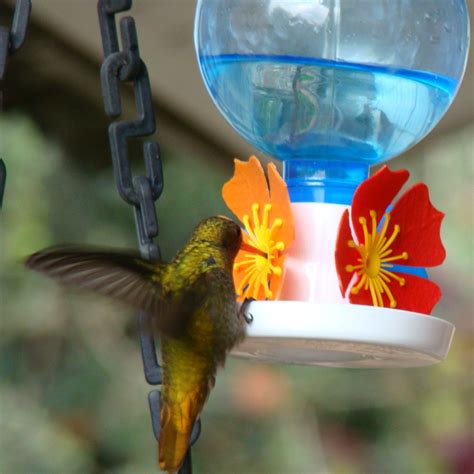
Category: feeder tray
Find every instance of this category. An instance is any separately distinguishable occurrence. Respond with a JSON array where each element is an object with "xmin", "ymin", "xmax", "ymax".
[{"xmin": 233, "ymin": 301, "xmax": 455, "ymax": 368}]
